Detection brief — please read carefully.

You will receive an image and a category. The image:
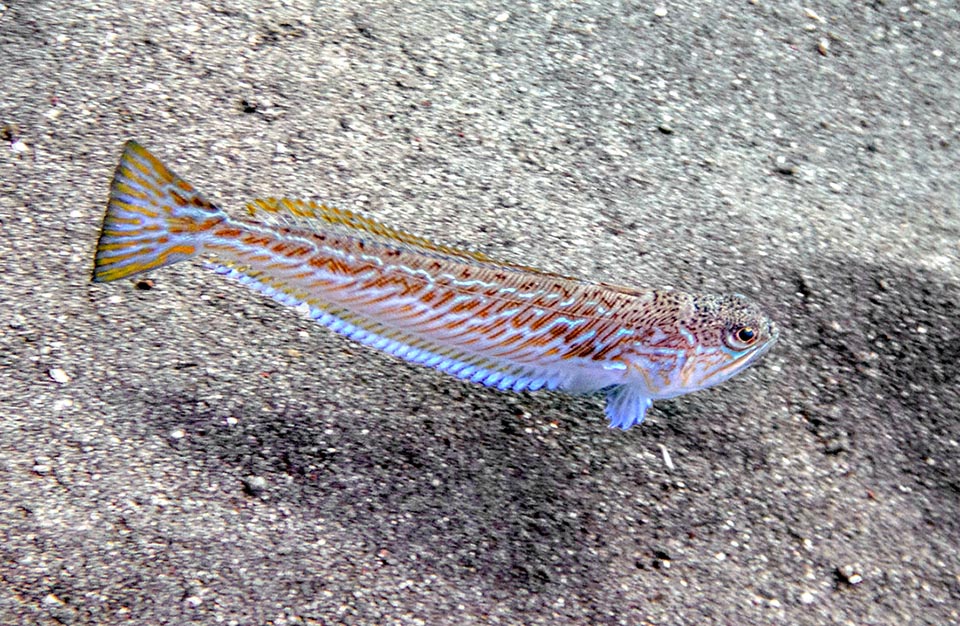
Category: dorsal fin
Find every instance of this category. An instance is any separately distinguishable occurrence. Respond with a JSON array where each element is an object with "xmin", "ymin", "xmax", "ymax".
[
  {"xmin": 246, "ymin": 197, "xmax": 500, "ymax": 265},
  {"xmin": 243, "ymin": 197, "xmax": 579, "ymax": 282}
]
